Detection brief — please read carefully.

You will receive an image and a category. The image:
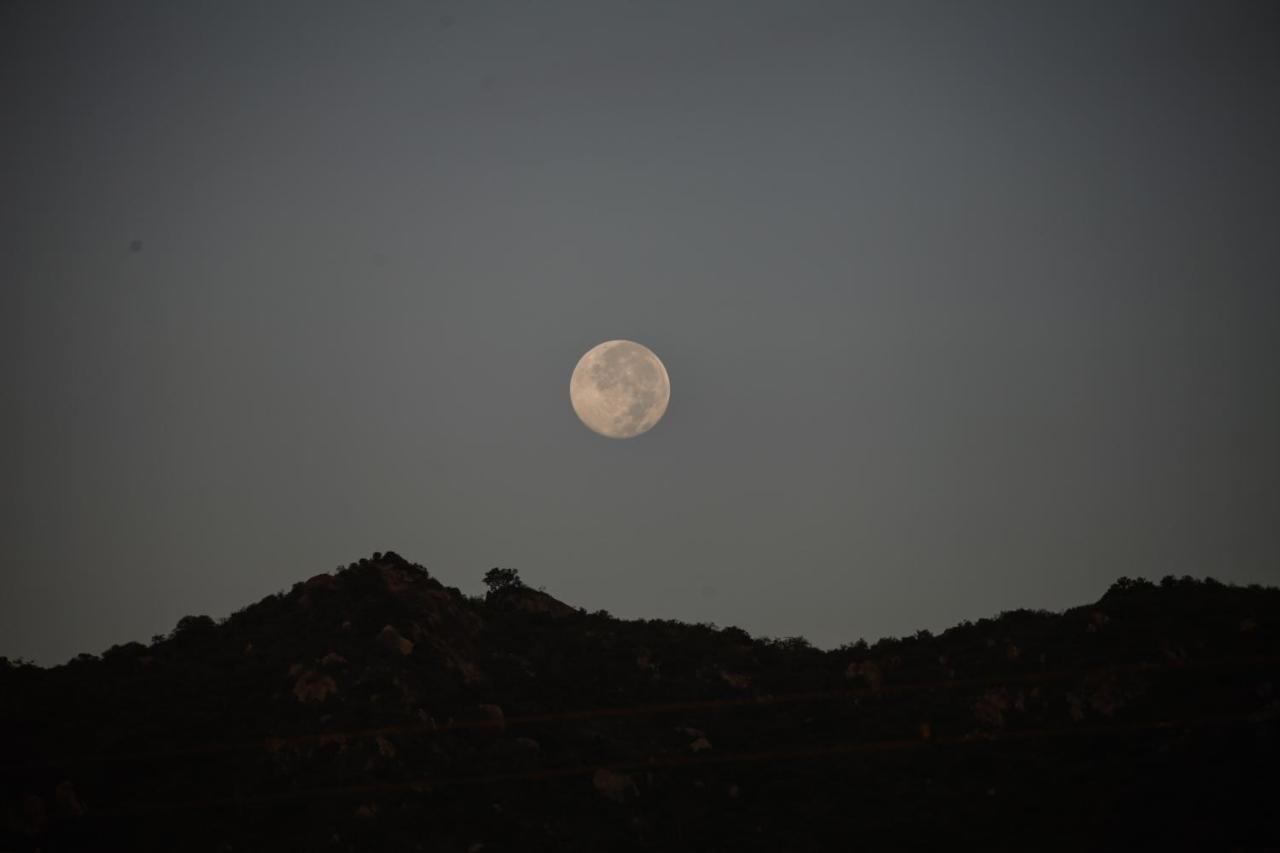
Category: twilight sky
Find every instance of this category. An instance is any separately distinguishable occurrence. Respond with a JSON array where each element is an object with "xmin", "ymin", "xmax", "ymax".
[{"xmin": 3, "ymin": 0, "xmax": 1278, "ymax": 665}]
